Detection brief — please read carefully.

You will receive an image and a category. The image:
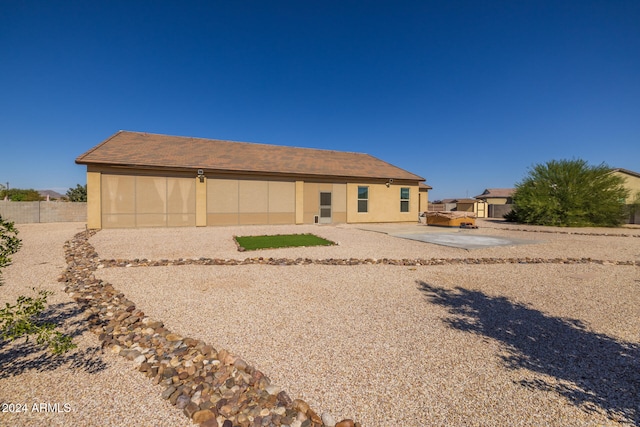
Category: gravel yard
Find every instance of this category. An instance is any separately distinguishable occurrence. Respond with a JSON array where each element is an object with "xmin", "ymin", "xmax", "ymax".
[
  {"xmin": 1, "ymin": 220, "xmax": 639, "ymax": 426},
  {"xmin": 0, "ymin": 223, "xmax": 191, "ymax": 427},
  {"xmin": 89, "ymin": 221, "xmax": 640, "ymax": 263}
]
